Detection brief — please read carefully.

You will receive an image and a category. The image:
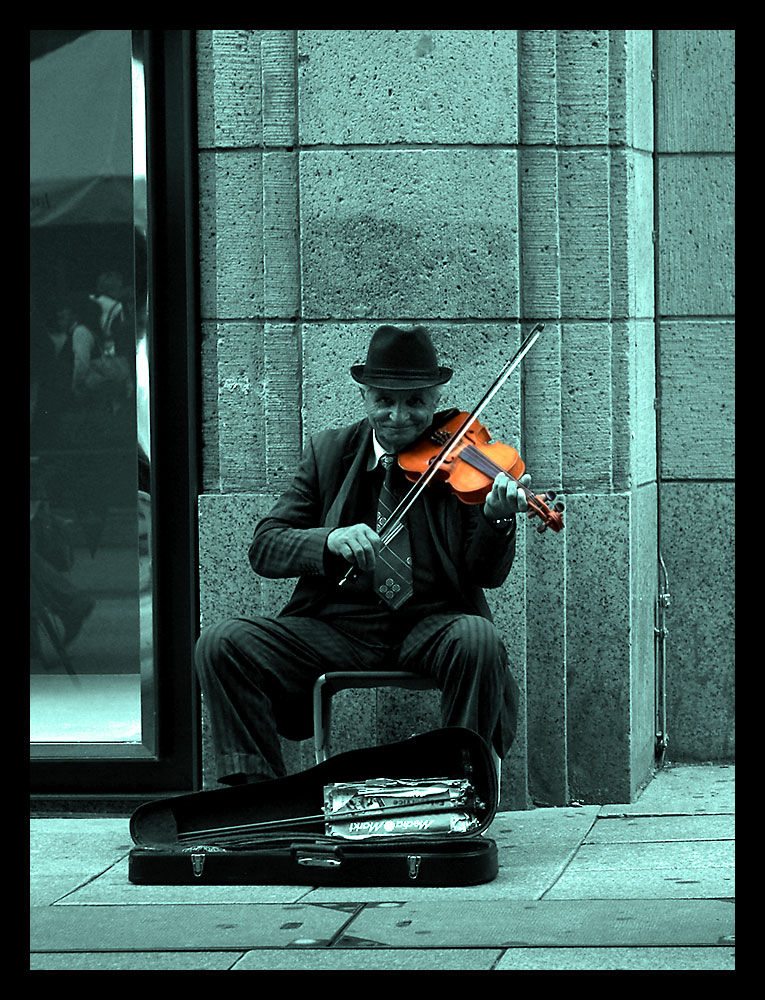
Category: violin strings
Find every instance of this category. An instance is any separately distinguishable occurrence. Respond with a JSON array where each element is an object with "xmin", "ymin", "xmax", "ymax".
[
  {"xmin": 456, "ymin": 444, "xmax": 545, "ymax": 514},
  {"xmin": 178, "ymin": 798, "xmax": 468, "ymax": 845},
  {"xmin": 379, "ymin": 445, "xmax": 544, "ymax": 552}
]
